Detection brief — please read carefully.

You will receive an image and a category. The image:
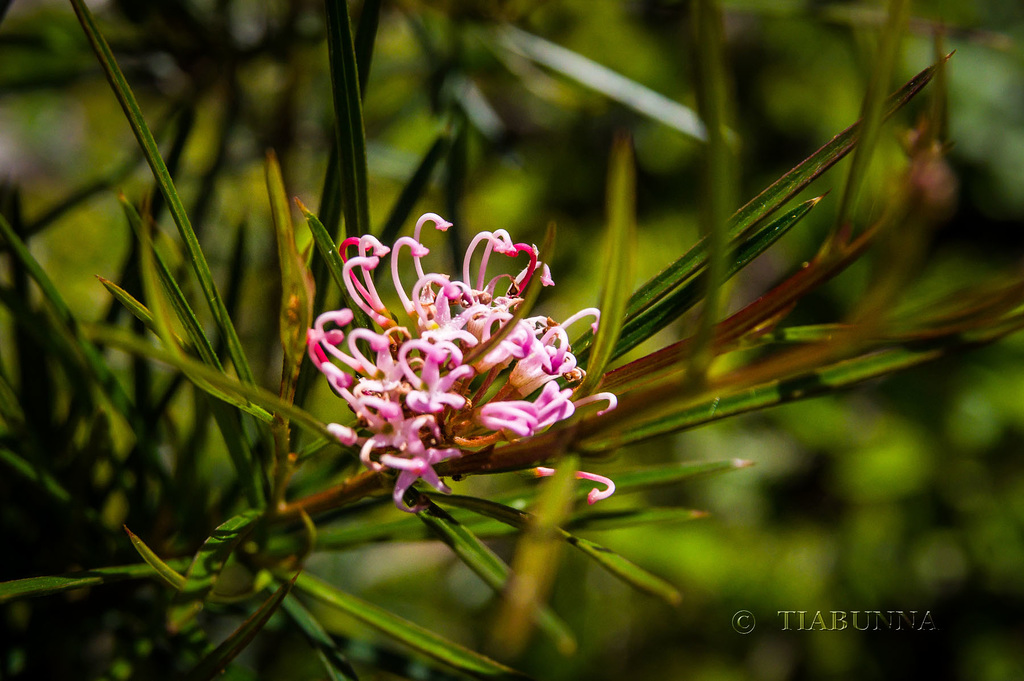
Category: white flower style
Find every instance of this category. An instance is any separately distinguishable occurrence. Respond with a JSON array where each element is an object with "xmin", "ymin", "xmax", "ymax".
[{"xmin": 307, "ymin": 213, "xmax": 617, "ymax": 511}]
